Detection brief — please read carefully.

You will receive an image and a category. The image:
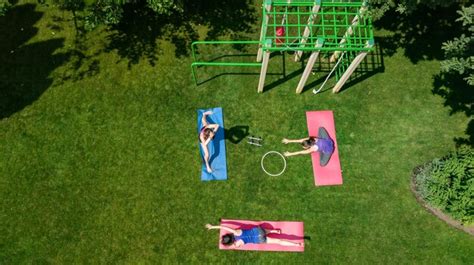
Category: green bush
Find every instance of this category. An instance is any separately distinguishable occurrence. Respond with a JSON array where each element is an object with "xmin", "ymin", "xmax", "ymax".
[
  {"xmin": 414, "ymin": 146, "xmax": 474, "ymax": 223},
  {"xmin": 0, "ymin": 0, "xmax": 11, "ymax": 16}
]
